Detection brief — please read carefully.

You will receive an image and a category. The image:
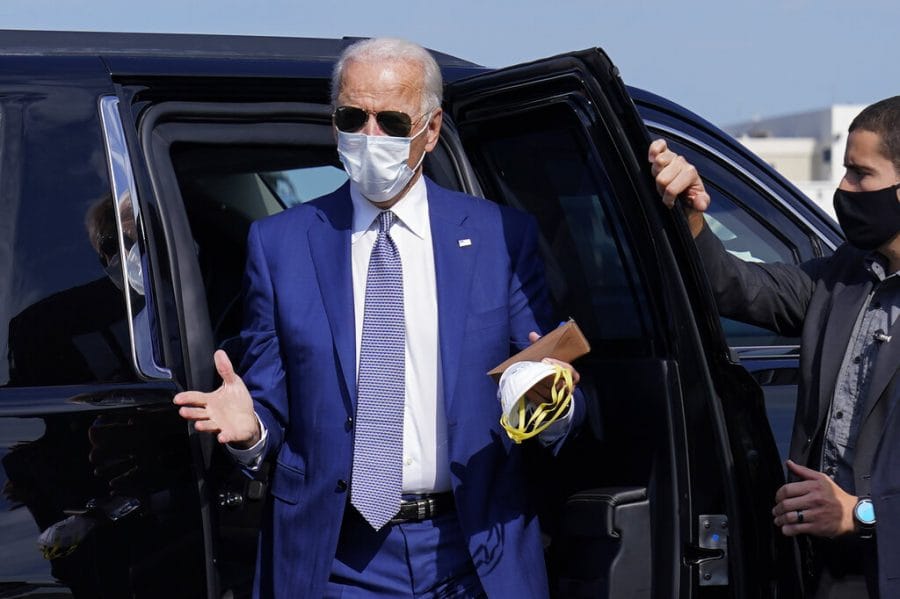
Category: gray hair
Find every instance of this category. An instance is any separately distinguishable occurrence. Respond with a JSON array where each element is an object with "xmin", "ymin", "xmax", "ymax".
[{"xmin": 331, "ymin": 37, "xmax": 443, "ymax": 116}]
